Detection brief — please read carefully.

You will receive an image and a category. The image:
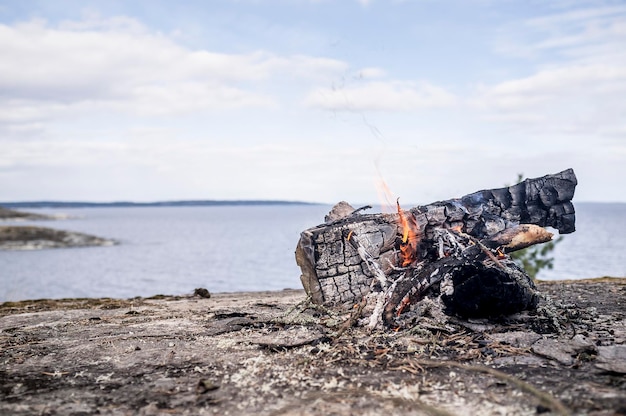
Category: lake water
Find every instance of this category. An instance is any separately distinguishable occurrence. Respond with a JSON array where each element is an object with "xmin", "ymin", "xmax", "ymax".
[{"xmin": 0, "ymin": 203, "xmax": 624, "ymax": 302}]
